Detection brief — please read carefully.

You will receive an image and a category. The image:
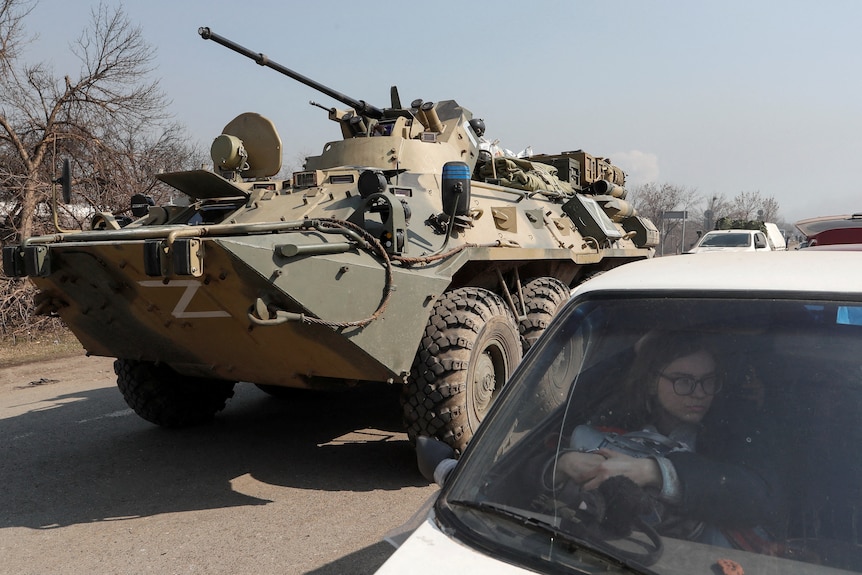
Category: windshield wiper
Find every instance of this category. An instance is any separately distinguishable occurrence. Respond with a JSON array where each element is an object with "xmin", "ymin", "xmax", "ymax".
[{"xmin": 448, "ymin": 499, "xmax": 661, "ymax": 574}]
